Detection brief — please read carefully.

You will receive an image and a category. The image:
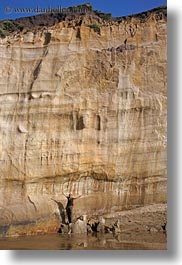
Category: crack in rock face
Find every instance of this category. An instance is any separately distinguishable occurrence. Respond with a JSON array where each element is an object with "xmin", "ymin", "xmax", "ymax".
[{"xmin": 0, "ymin": 7, "xmax": 167, "ymax": 237}]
